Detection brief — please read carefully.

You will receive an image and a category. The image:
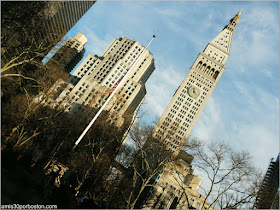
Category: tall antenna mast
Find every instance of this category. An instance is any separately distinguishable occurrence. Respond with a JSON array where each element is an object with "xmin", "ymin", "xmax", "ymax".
[{"xmin": 73, "ymin": 35, "xmax": 156, "ymax": 149}]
